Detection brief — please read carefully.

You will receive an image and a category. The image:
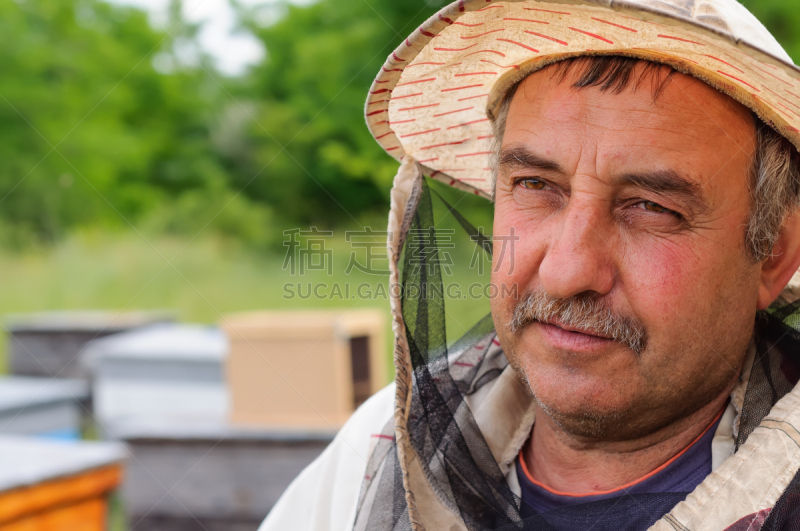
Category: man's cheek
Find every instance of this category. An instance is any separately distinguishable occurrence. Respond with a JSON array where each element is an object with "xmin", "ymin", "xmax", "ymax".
[{"xmin": 625, "ymin": 245, "xmax": 709, "ymax": 332}]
